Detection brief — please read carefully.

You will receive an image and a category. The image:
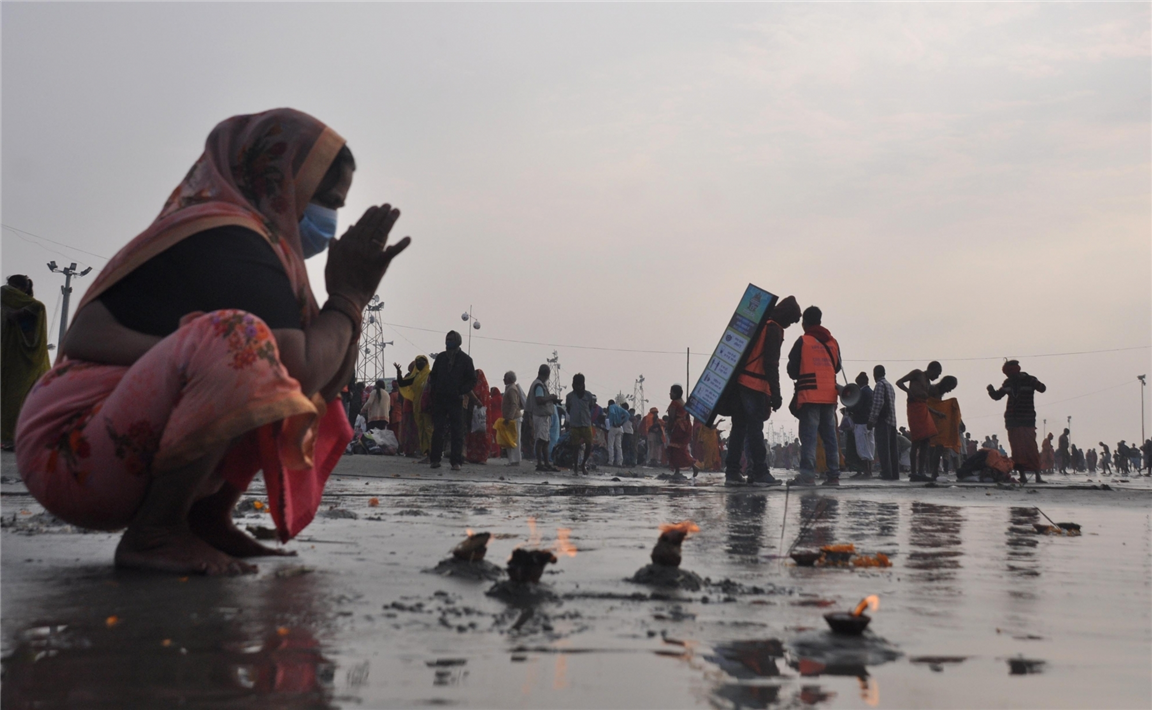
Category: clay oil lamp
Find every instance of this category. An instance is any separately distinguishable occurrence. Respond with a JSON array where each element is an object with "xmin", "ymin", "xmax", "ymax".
[
  {"xmin": 790, "ymin": 551, "xmax": 821, "ymax": 567},
  {"xmin": 506, "ymin": 548, "xmax": 557, "ymax": 584},
  {"xmin": 651, "ymin": 521, "xmax": 700, "ymax": 568},
  {"xmin": 452, "ymin": 530, "xmax": 491, "ymax": 562},
  {"xmin": 824, "ymin": 595, "xmax": 879, "ymax": 636}
]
